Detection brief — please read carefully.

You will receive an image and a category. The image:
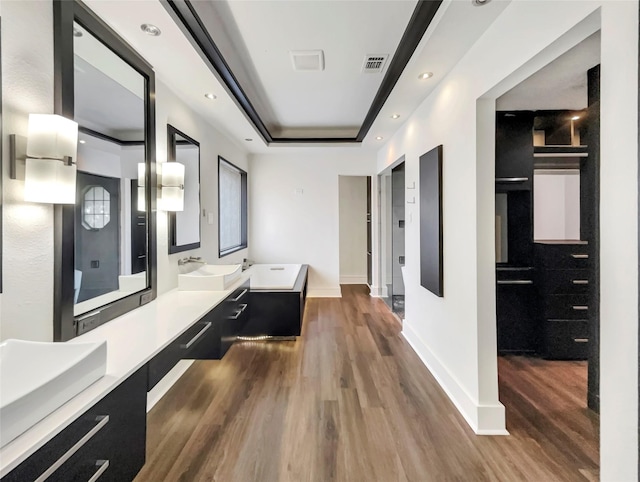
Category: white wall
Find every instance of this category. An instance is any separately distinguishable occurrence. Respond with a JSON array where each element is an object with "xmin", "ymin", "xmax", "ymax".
[
  {"xmin": 155, "ymin": 79, "xmax": 250, "ymax": 296},
  {"xmin": 250, "ymin": 149, "xmax": 376, "ymax": 297},
  {"xmin": 378, "ymin": 1, "xmax": 638, "ymax": 479},
  {"xmin": 338, "ymin": 176, "xmax": 368, "ymax": 284},
  {"xmin": 0, "ymin": 0, "xmax": 55, "ymax": 341},
  {"xmin": 533, "ymin": 169, "xmax": 581, "ymax": 241}
]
